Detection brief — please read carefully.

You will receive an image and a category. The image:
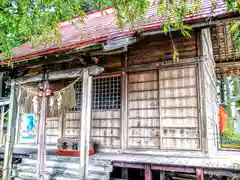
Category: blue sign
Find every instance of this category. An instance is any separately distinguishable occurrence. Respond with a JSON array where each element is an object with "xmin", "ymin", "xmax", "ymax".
[{"xmin": 21, "ymin": 114, "xmax": 36, "ymax": 139}]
